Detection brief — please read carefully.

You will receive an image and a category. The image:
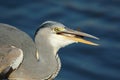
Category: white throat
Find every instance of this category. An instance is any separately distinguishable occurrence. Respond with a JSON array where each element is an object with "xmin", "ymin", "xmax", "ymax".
[{"xmin": 49, "ymin": 34, "xmax": 75, "ymax": 54}]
